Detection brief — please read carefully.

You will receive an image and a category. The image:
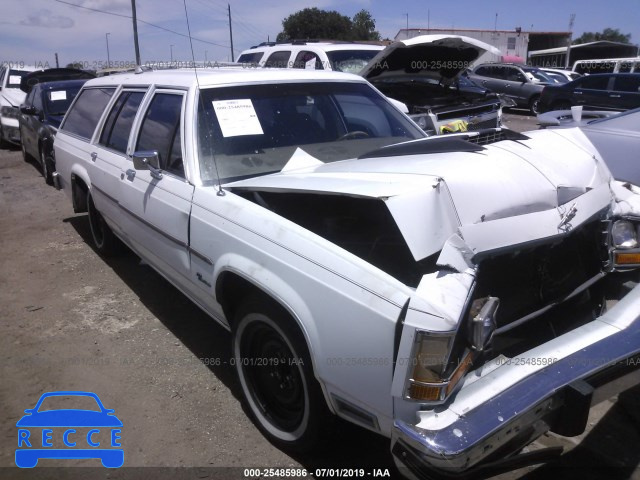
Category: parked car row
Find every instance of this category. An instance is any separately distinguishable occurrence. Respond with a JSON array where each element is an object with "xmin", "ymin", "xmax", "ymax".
[{"xmin": 0, "ymin": 64, "xmax": 95, "ymax": 183}]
